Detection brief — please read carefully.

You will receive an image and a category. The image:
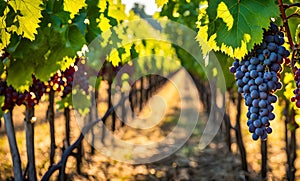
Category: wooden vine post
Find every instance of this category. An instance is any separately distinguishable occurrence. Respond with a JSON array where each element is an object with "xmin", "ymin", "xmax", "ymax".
[
  {"xmin": 25, "ymin": 105, "xmax": 37, "ymax": 181},
  {"xmin": 3, "ymin": 111, "xmax": 22, "ymax": 181},
  {"xmin": 47, "ymin": 89, "xmax": 56, "ymax": 166}
]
